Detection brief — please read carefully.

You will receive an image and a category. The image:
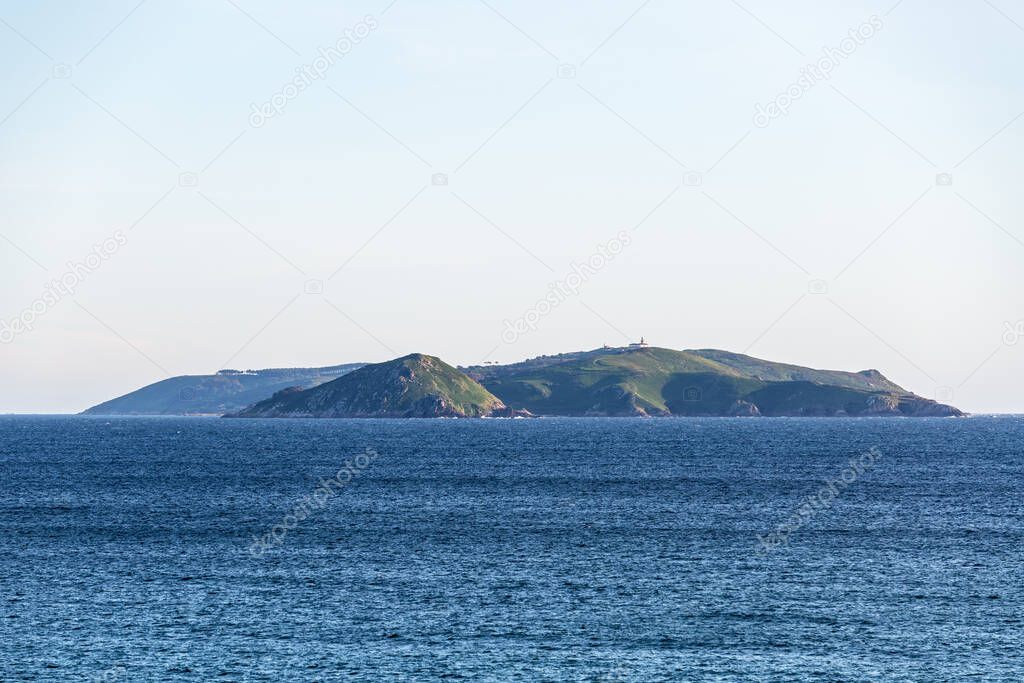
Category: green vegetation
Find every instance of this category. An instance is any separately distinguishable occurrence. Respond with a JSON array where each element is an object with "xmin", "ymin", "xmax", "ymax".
[
  {"xmin": 465, "ymin": 347, "xmax": 962, "ymax": 417},
  {"xmin": 87, "ymin": 346, "xmax": 963, "ymax": 418},
  {"xmin": 230, "ymin": 354, "xmax": 507, "ymax": 418},
  {"xmin": 688, "ymin": 349, "xmax": 906, "ymax": 393}
]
